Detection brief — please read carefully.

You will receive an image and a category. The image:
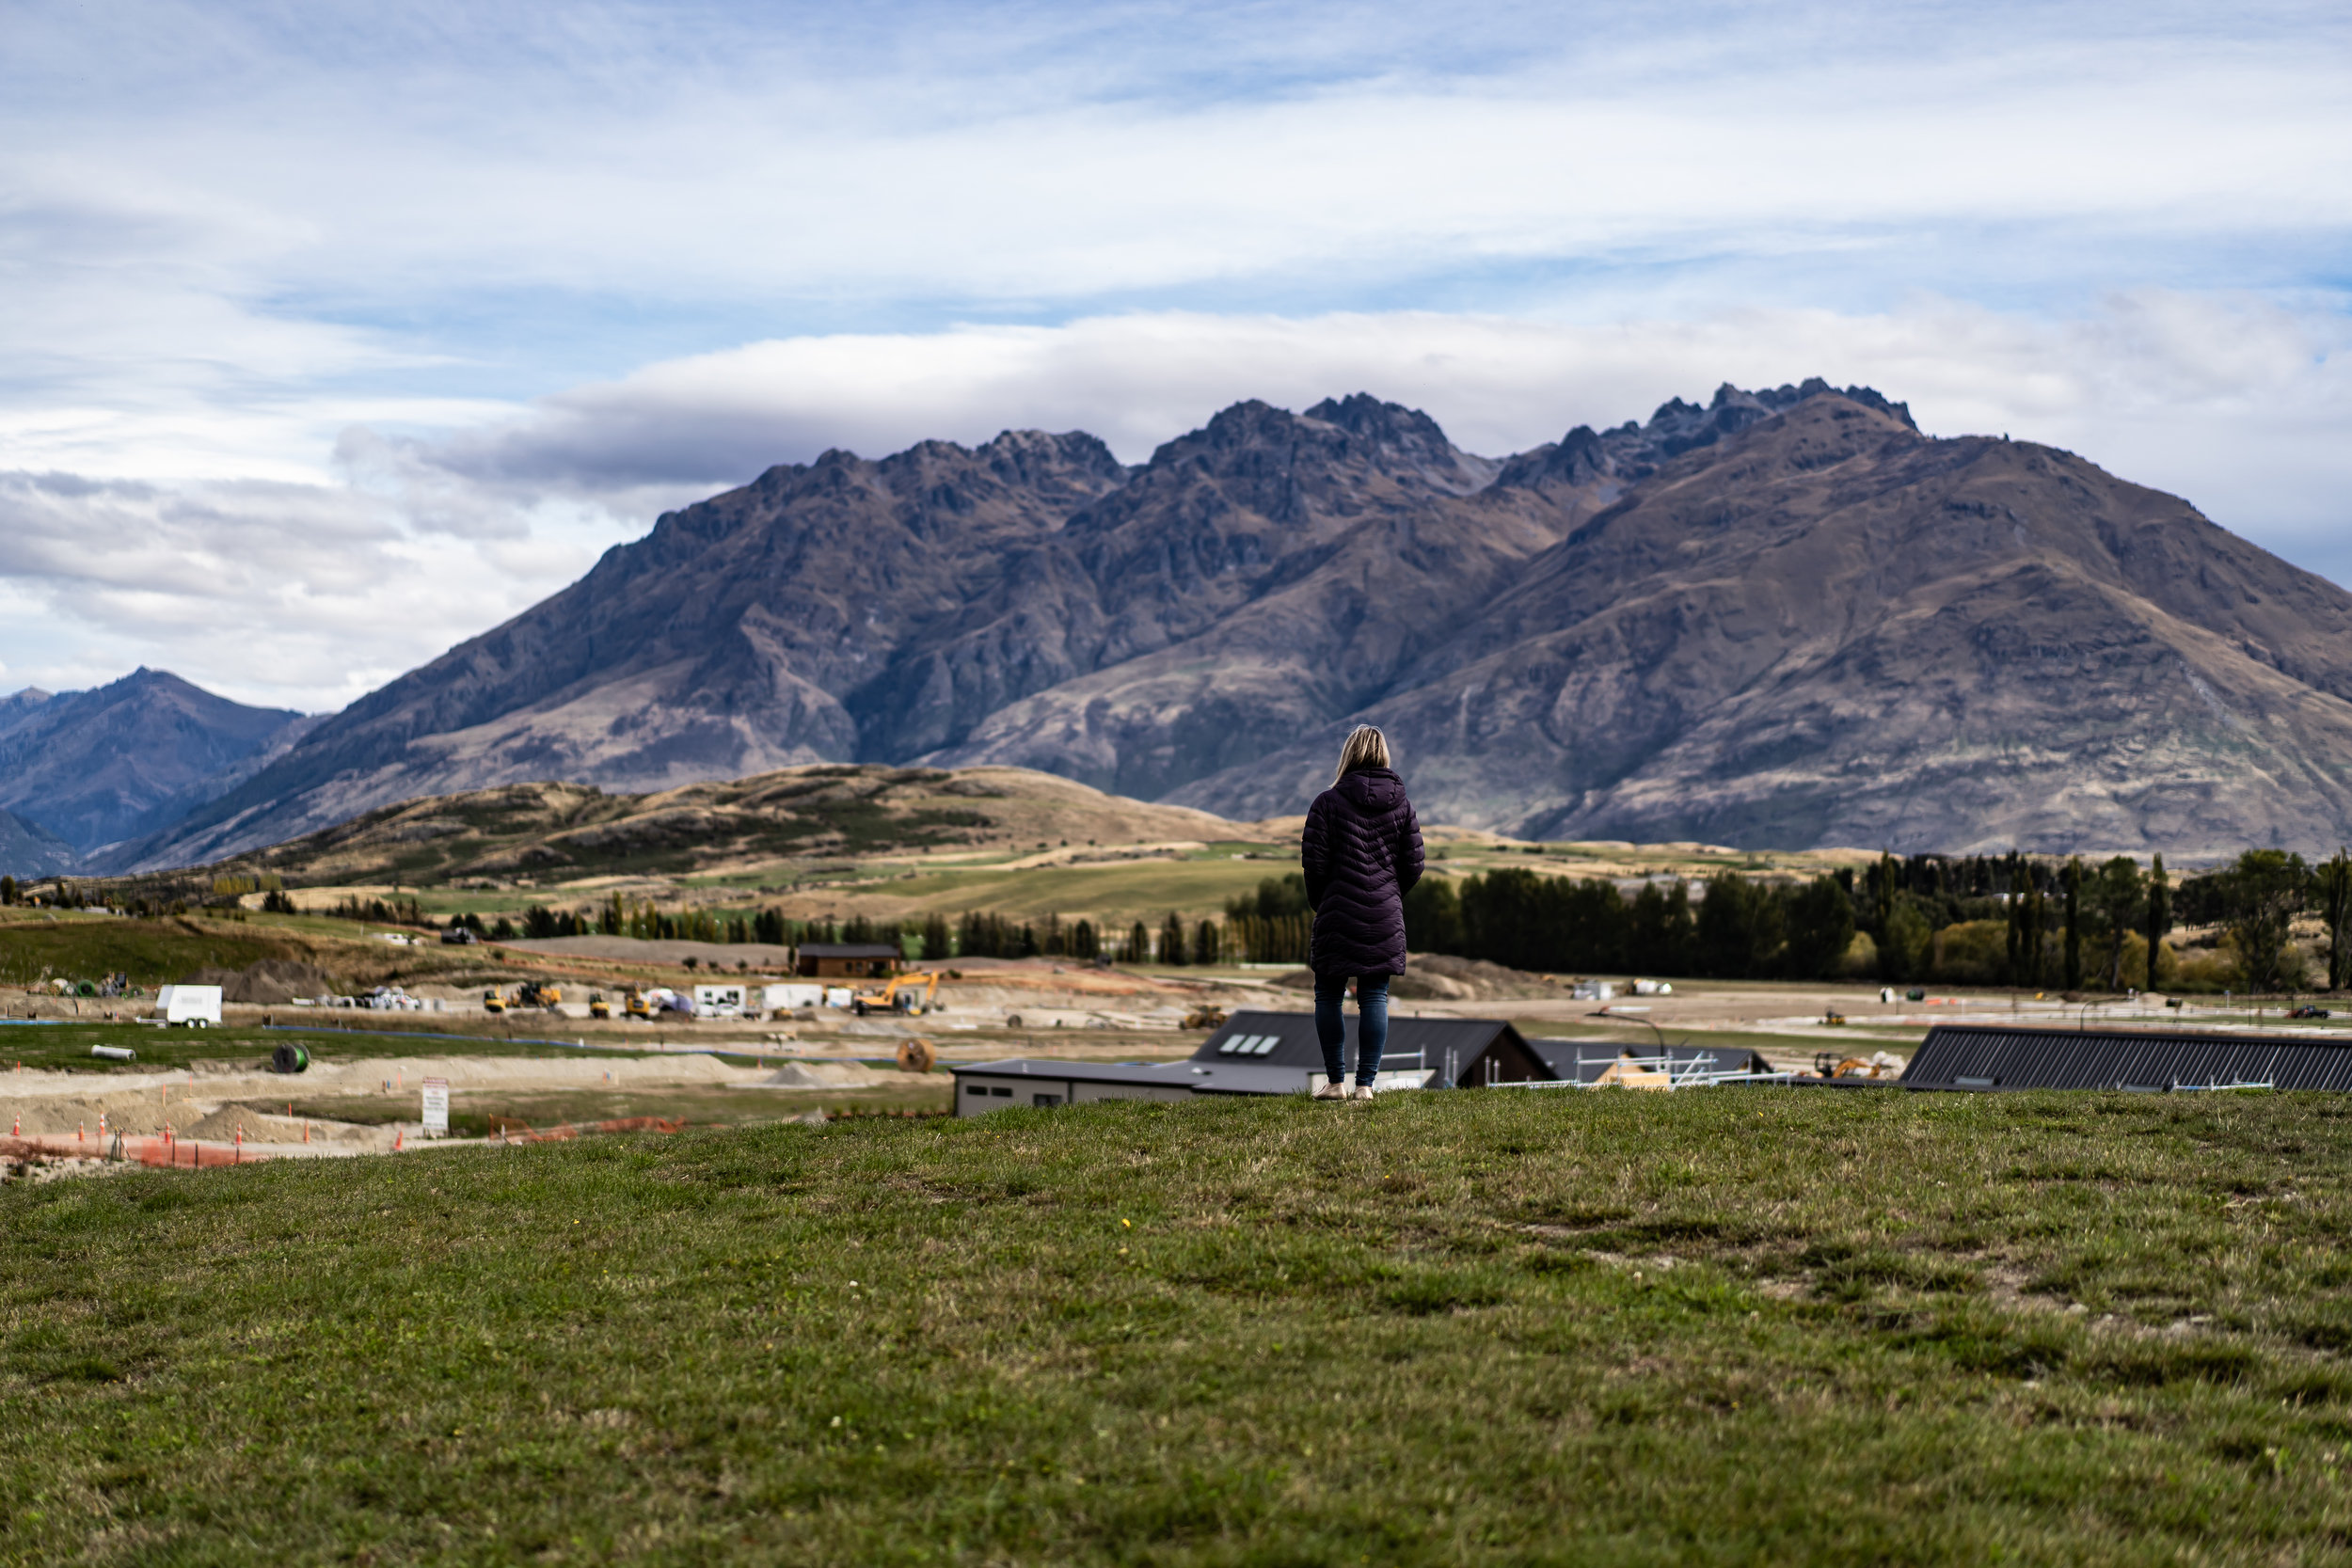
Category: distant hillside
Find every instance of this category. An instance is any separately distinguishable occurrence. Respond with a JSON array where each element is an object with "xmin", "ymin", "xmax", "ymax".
[
  {"xmin": 112, "ymin": 380, "xmax": 2352, "ymax": 864},
  {"xmin": 0, "ymin": 669, "xmax": 310, "ymax": 854},
  {"xmin": 197, "ymin": 764, "xmax": 1251, "ymax": 888},
  {"xmin": 0, "ymin": 808, "xmax": 77, "ymax": 879}
]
